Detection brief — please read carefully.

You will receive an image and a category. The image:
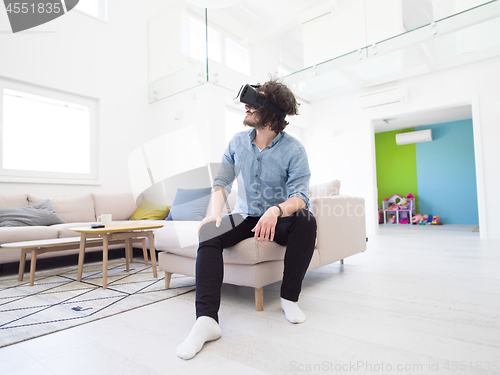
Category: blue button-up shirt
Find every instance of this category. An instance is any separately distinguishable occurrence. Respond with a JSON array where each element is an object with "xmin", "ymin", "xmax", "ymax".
[{"xmin": 214, "ymin": 129, "xmax": 311, "ymax": 217}]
